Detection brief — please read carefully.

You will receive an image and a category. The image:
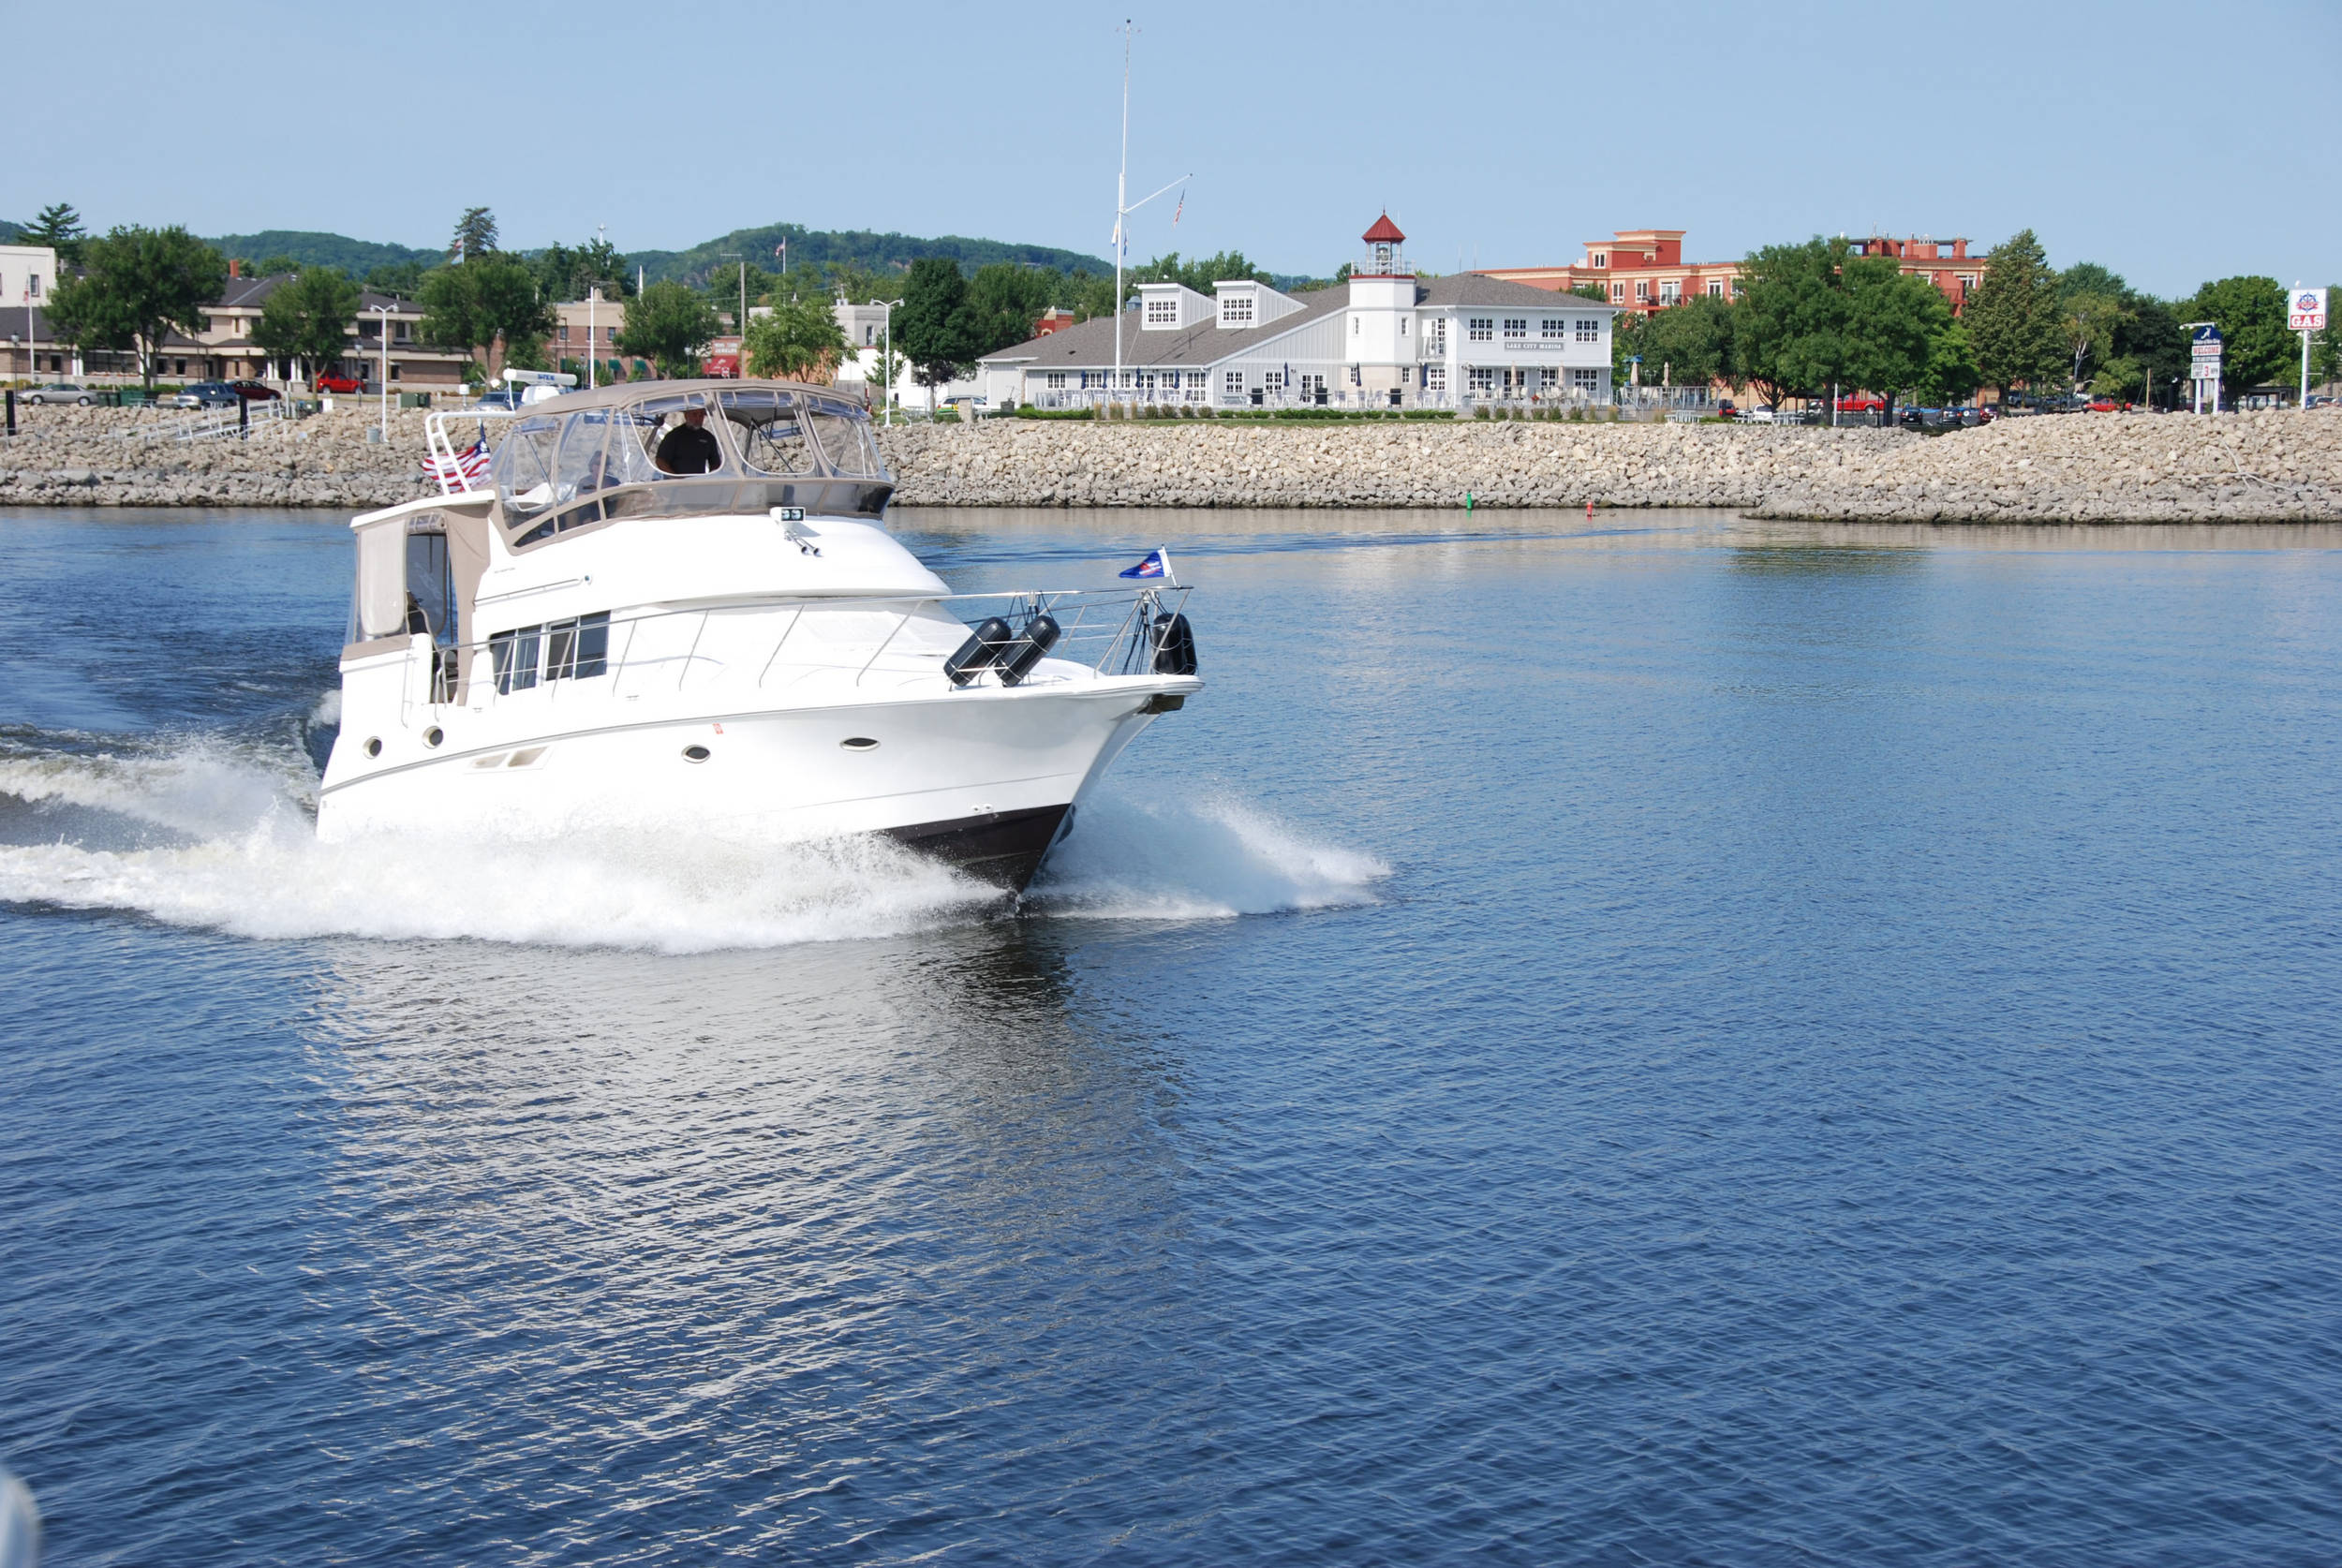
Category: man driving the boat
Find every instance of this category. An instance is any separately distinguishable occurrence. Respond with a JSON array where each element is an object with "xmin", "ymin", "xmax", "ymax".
[{"xmin": 654, "ymin": 407, "xmax": 722, "ymax": 475}]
